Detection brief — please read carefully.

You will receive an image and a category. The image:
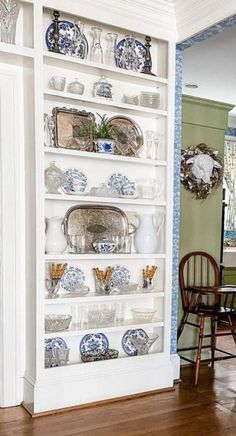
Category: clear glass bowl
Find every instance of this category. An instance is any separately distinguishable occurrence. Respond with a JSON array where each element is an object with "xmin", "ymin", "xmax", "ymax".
[
  {"xmin": 45, "ymin": 314, "xmax": 72, "ymax": 332},
  {"xmin": 130, "ymin": 333, "xmax": 159, "ymax": 355},
  {"xmin": 131, "ymin": 308, "xmax": 156, "ymax": 323}
]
